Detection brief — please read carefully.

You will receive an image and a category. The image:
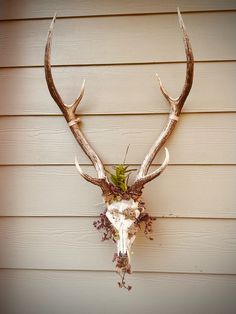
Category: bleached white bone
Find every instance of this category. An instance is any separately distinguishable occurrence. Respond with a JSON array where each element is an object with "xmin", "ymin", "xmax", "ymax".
[{"xmin": 106, "ymin": 199, "xmax": 140, "ymax": 260}]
